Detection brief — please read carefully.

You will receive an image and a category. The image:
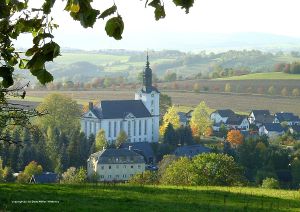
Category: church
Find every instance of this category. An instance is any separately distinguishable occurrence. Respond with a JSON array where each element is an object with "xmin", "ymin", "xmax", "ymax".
[{"xmin": 81, "ymin": 56, "xmax": 160, "ymax": 143}]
